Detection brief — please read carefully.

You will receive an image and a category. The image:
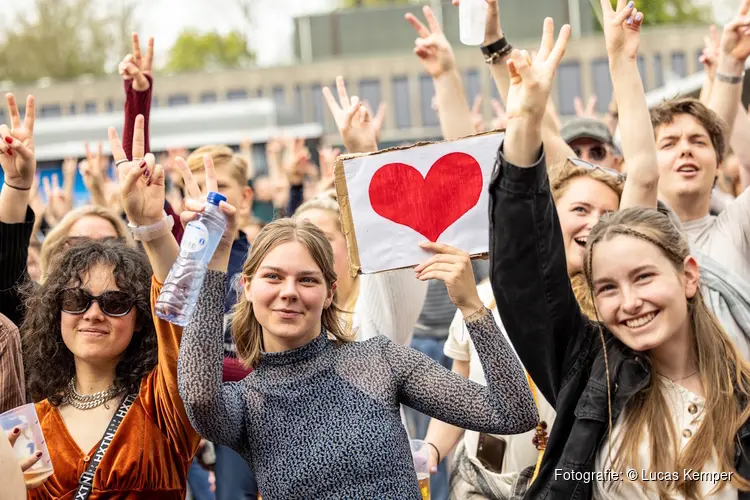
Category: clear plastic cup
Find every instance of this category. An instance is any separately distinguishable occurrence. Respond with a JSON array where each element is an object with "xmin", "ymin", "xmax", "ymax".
[
  {"xmin": 410, "ymin": 439, "xmax": 431, "ymax": 500},
  {"xmin": 0, "ymin": 403, "xmax": 54, "ymax": 485},
  {"xmin": 459, "ymin": 0, "xmax": 489, "ymax": 46}
]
